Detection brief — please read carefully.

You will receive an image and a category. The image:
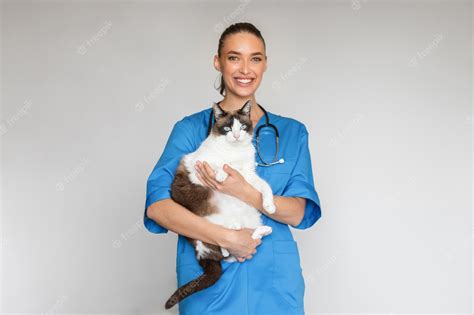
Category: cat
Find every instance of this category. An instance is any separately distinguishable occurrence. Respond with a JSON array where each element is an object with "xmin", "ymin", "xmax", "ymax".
[{"xmin": 164, "ymin": 100, "xmax": 275, "ymax": 309}]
